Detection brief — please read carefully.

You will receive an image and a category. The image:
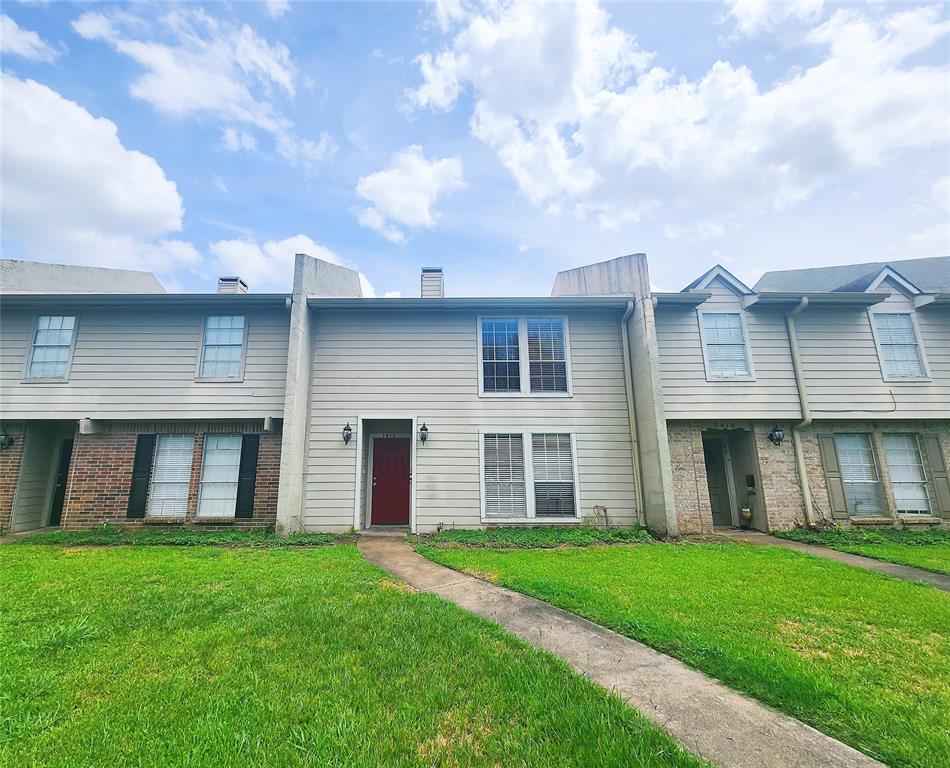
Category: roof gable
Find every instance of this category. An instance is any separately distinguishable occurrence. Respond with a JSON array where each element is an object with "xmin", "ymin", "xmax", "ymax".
[{"xmin": 683, "ymin": 265, "xmax": 753, "ymax": 295}]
